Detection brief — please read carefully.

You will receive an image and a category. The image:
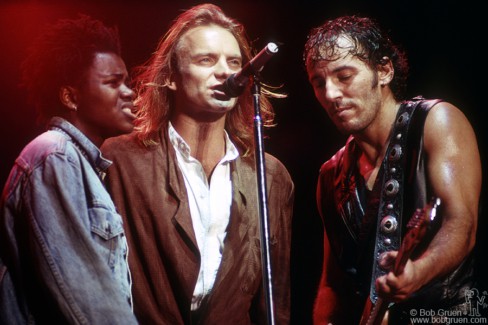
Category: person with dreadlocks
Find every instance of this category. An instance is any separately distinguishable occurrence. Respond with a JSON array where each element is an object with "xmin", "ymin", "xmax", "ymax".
[{"xmin": 0, "ymin": 15, "xmax": 138, "ymax": 324}]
